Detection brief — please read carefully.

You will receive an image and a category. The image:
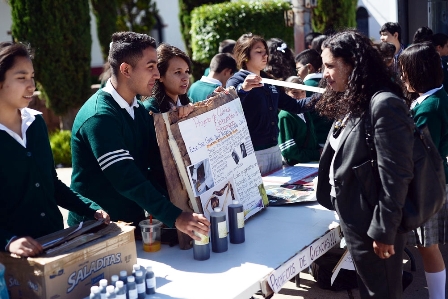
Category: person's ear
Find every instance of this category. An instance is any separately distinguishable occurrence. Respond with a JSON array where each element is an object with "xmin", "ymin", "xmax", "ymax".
[
  {"xmin": 393, "ymin": 32, "xmax": 399, "ymax": 40},
  {"xmin": 119, "ymin": 62, "xmax": 132, "ymax": 78},
  {"xmin": 307, "ymin": 64, "xmax": 315, "ymax": 73}
]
